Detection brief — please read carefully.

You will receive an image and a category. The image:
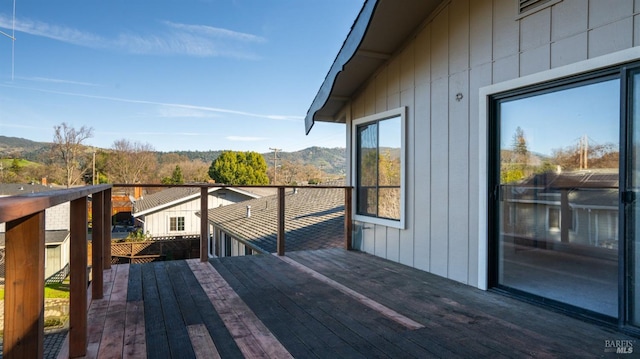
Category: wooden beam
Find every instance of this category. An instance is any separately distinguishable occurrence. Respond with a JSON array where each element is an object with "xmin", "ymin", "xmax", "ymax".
[
  {"xmin": 200, "ymin": 187, "xmax": 209, "ymax": 262},
  {"xmin": 4, "ymin": 211, "xmax": 45, "ymax": 359},
  {"xmin": 103, "ymin": 188, "xmax": 112, "ymax": 269},
  {"xmin": 69, "ymin": 197, "xmax": 88, "ymax": 358},
  {"xmin": 344, "ymin": 187, "xmax": 353, "ymax": 250},
  {"xmin": 0, "ymin": 184, "xmax": 112, "ymax": 224},
  {"xmin": 92, "ymin": 191, "xmax": 104, "ymax": 299},
  {"xmin": 277, "ymin": 187, "xmax": 285, "ymax": 256}
]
